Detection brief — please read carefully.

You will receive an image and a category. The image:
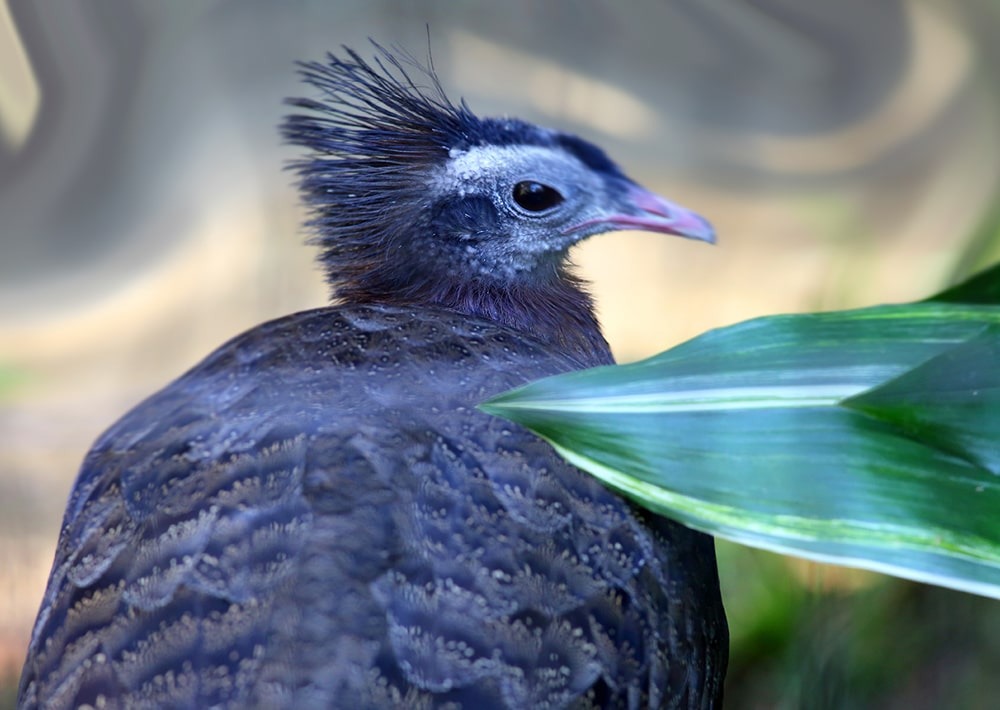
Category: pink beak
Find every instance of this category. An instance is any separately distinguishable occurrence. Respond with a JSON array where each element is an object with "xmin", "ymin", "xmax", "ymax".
[{"xmin": 565, "ymin": 184, "xmax": 716, "ymax": 244}]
